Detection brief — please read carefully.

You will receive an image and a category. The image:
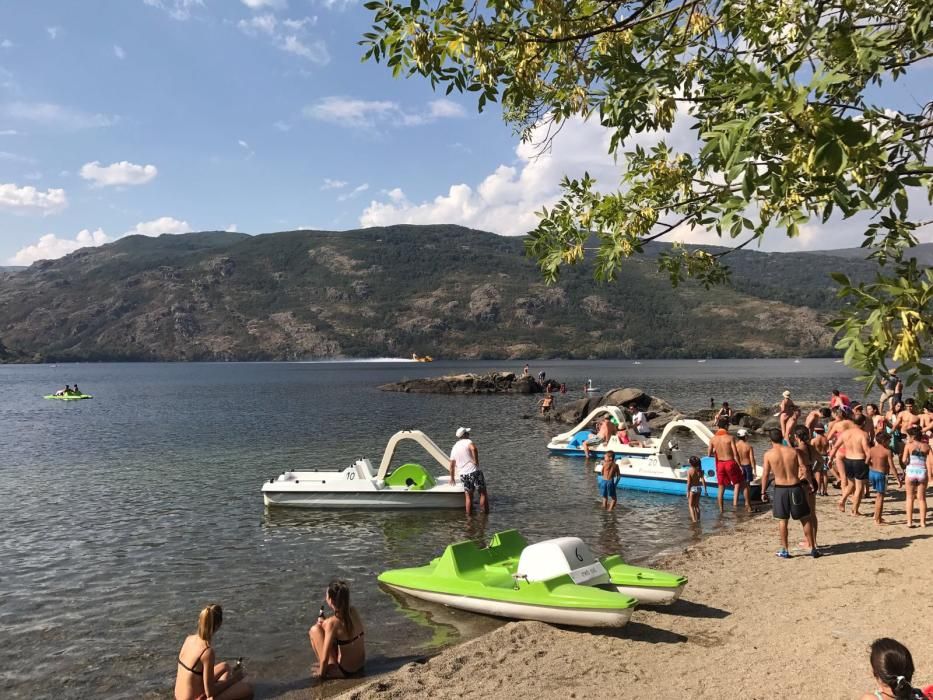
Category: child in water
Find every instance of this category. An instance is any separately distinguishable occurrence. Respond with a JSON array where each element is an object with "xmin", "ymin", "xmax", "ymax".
[
  {"xmin": 599, "ymin": 451, "xmax": 620, "ymax": 511},
  {"xmin": 686, "ymin": 456, "xmax": 707, "ymax": 522}
]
